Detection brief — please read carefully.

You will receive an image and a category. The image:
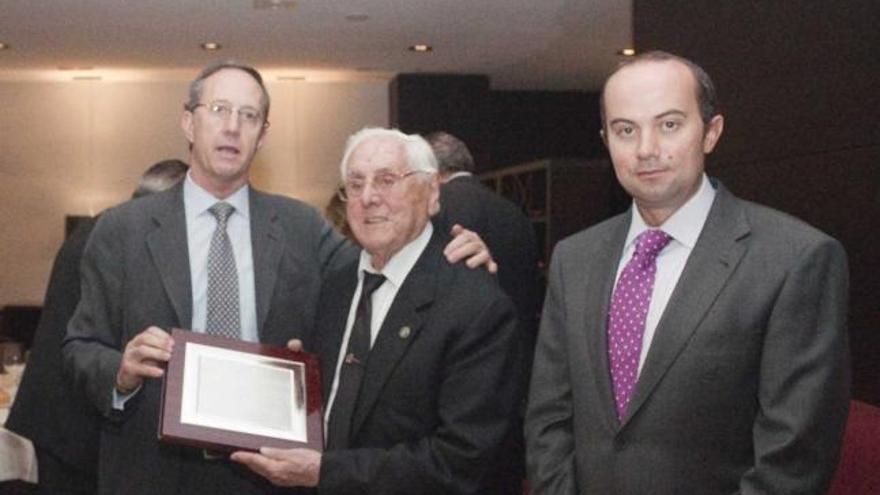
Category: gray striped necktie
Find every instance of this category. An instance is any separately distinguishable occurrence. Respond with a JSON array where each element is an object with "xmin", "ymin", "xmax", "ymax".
[{"xmin": 206, "ymin": 202, "xmax": 240, "ymax": 340}]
